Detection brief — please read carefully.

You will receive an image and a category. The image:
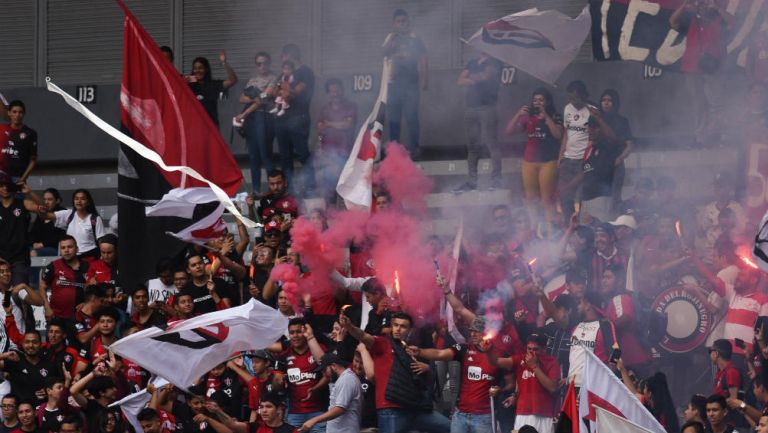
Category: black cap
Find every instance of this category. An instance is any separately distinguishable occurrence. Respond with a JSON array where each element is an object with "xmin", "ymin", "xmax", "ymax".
[{"xmin": 312, "ymin": 352, "xmax": 350, "ymax": 373}]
